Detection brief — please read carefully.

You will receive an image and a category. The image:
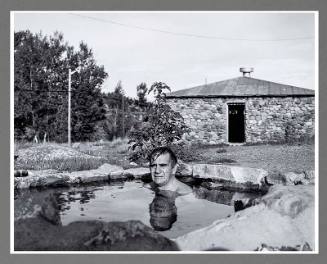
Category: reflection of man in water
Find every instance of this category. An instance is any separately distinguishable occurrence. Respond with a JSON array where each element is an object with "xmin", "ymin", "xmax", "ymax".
[
  {"xmin": 148, "ymin": 147, "xmax": 192, "ymax": 195},
  {"xmin": 149, "ymin": 191, "xmax": 177, "ymax": 231}
]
